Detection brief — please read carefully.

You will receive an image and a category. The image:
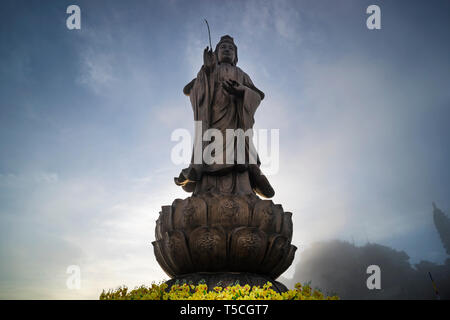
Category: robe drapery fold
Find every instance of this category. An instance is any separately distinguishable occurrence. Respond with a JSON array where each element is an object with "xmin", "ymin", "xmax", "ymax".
[{"xmin": 176, "ymin": 63, "xmax": 274, "ymax": 198}]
